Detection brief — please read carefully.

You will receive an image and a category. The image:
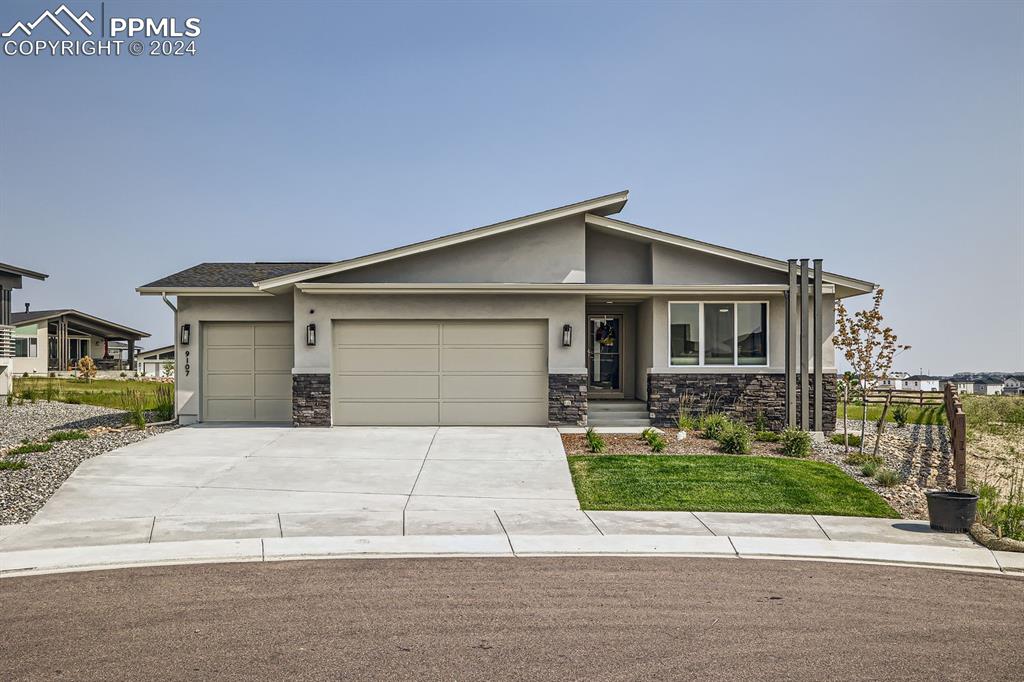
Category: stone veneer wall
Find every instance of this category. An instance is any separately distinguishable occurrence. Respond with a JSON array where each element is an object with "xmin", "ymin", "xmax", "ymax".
[
  {"xmin": 647, "ymin": 373, "xmax": 836, "ymax": 433},
  {"xmin": 292, "ymin": 373, "xmax": 331, "ymax": 427},
  {"xmin": 548, "ymin": 374, "xmax": 588, "ymax": 426}
]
